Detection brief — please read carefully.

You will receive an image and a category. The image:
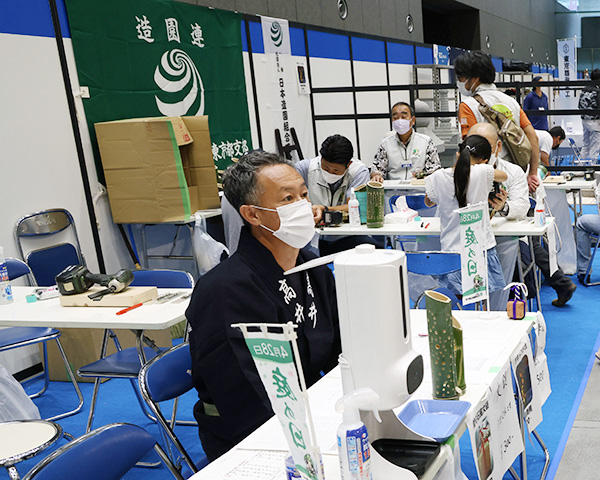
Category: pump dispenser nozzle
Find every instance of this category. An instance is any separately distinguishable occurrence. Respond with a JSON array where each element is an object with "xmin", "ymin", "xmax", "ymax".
[{"xmin": 335, "ymin": 387, "xmax": 382, "ymax": 424}]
